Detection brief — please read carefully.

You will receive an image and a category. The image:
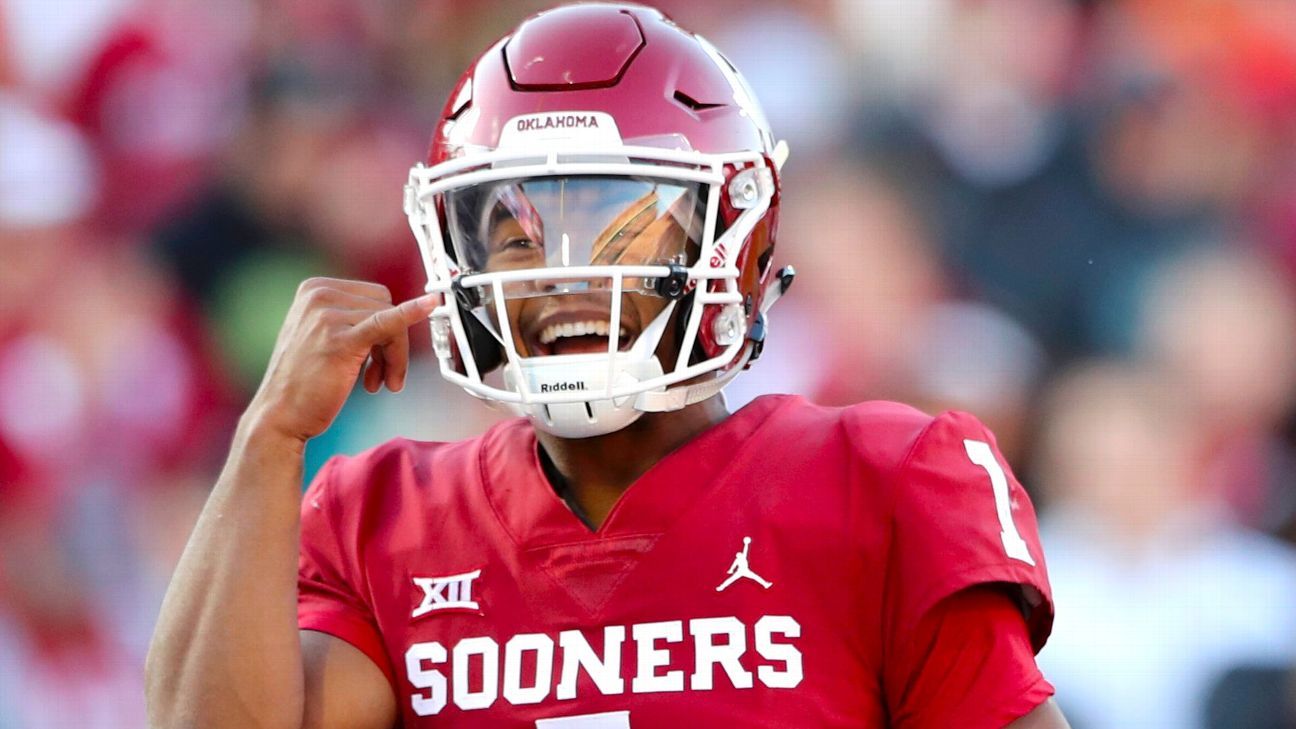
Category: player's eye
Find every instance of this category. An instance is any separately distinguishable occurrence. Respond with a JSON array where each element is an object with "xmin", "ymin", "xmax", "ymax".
[{"xmin": 494, "ymin": 236, "xmax": 540, "ymax": 252}]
